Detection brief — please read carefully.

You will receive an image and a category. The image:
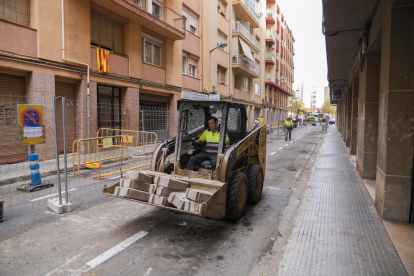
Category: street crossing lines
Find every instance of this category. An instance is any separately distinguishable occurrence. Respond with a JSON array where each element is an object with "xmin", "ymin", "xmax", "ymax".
[{"xmin": 269, "ymin": 152, "xmax": 276, "ymax": 156}]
